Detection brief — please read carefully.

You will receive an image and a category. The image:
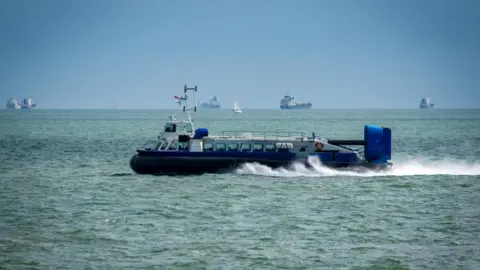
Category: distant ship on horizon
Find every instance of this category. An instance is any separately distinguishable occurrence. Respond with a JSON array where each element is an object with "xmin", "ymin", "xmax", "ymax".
[
  {"xmin": 419, "ymin": 97, "xmax": 434, "ymax": 109},
  {"xmin": 280, "ymin": 94, "xmax": 312, "ymax": 109},
  {"xmin": 6, "ymin": 97, "xmax": 36, "ymax": 109},
  {"xmin": 6, "ymin": 98, "xmax": 21, "ymax": 109},
  {"xmin": 199, "ymin": 96, "xmax": 221, "ymax": 109}
]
